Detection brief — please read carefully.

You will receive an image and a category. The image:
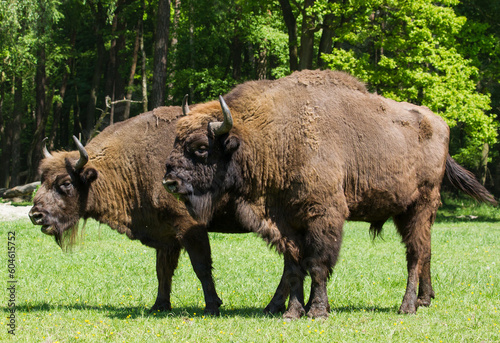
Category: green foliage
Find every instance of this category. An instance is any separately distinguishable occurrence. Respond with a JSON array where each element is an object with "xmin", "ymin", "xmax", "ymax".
[
  {"xmin": 321, "ymin": 0, "xmax": 498, "ymax": 169},
  {"xmin": 174, "ymin": 67, "xmax": 237, "ymax": 103},
  {"xmin": 1, "ymin": 0, "xmax": 499, "ymax": 188},
  {"xmin": 438, "ymin": 191, "xmax": 500, "ymax": 222}
]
